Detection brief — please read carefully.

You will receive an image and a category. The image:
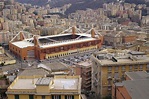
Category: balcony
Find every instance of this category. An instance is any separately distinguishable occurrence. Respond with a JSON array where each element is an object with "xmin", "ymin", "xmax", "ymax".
[
  {"xmin": 85, "ymin": 80, "xmax": 91, "ymax": 85},
  {"xmin": 83, "ymin": 68, "xmax": 91, "ymax": 73},
  {"xmin": 82, "ymin": 72, "xmax": 91, "ymax": 76},
  {"xmin": 84, "ymin": 77, "xmax": 91, "ymax": 81},
  {"xmin": 108, "ymin": 87, "xmax": 112, "ymax": 91},
  {"xmin": 84, "ymin": 84, "xmax": 91, "ymax": 89},
  {"xmin": 107, "ymin": 76, "xmax": 112, "ymax": 80}
]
